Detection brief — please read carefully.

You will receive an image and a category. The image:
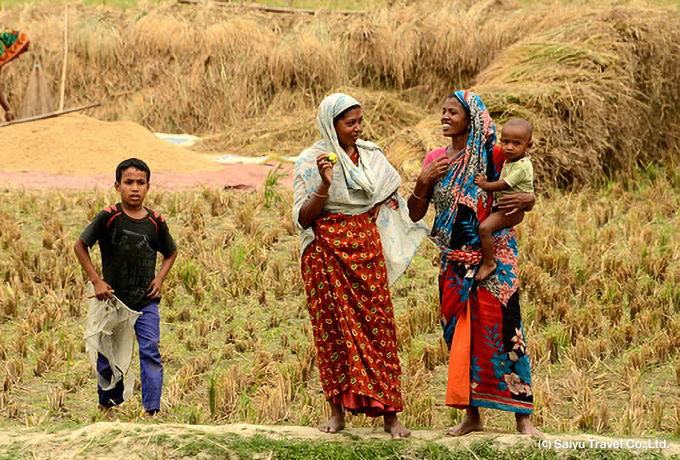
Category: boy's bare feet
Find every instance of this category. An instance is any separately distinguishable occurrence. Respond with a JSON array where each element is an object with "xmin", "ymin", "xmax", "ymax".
[
  {"xmin": 98, "ymin": 405, "xmax": 116, "ymax": 421},
  {"xmin": 475, "ymin": 260, "xmax": 497, "ymax": 281},
  {"xmin": 445, "ymin": 408, "xmax": 483, "ymax": 436},
  {"xmin": 319, "ymin": 402, "xmax": 345, "ymax": 434},
  {"xmin": 516, "ymin": 413, "xmax": 543, "ymax": 437},
  {"xmin": 144, "ymin": 409, "xmax": 159, "ymax": 419},
  {"xmin": 383, "ymin": 413, "xmax": 411, "ymax": 439},
  {"xmin": 319, "ymin": 414, "xmax": 345, "ymax": 433}
]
